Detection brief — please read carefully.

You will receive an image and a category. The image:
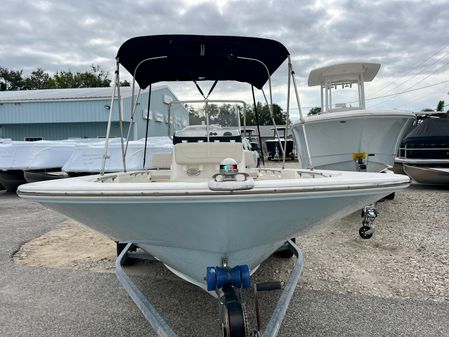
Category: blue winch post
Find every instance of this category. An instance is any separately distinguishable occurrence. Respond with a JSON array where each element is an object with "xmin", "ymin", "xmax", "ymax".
[{"xmin": 115, "ymin": 243, "xmax": 179, "ymax": 337}]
